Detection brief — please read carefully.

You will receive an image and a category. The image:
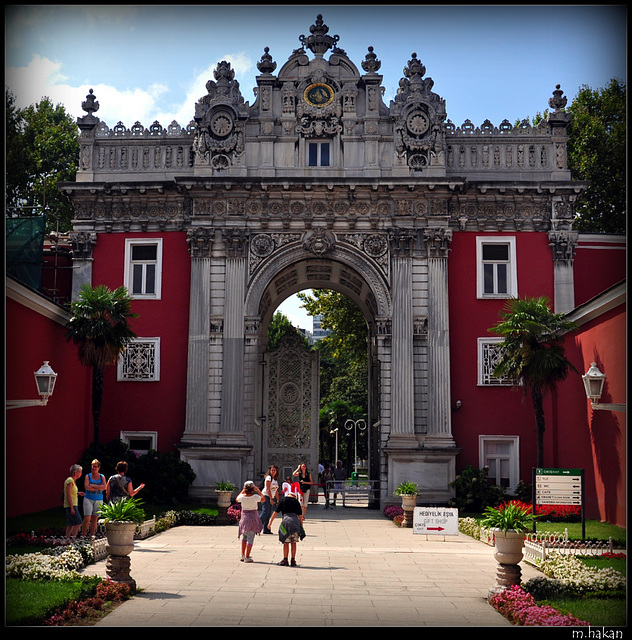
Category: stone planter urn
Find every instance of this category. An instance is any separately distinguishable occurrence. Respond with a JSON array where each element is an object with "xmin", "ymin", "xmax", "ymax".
[
  {"xmin": 216, "ymin": 490, "xmax": 233, "ymax": 509},
  {"xmin": 400, "ymin": 494, "xmax": 418, "ymax": 528},
  {"xmin": 489, "ymin": 529, "xmax": 526, "ymax": 596},
  {"xmin": 105, "ymin": 521, "xmax": 138, "ymax": 590}
]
